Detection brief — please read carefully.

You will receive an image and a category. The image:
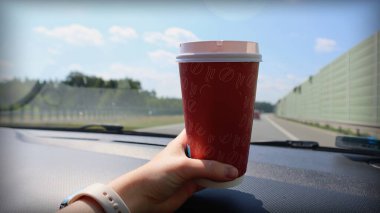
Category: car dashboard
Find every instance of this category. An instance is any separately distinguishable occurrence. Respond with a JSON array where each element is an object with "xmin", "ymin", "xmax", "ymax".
[{"xmin": 0, "ymin": 127, "xmax": 379, "ymax": 212}]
